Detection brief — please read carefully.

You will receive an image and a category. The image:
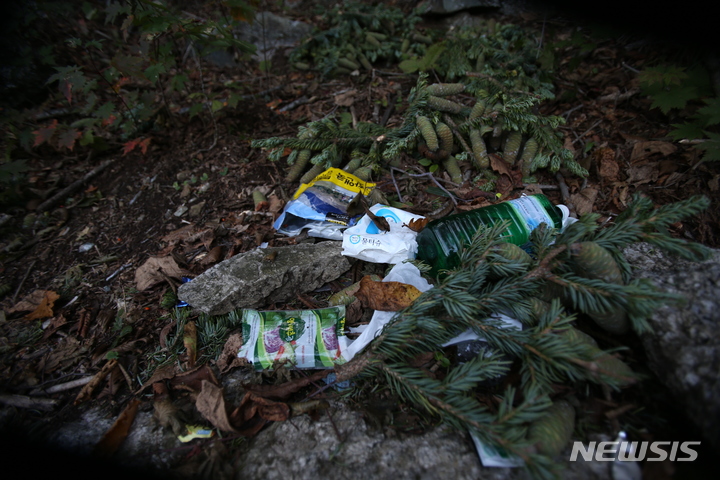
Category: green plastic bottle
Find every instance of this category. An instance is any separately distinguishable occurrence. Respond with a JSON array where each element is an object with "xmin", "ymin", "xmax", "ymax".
[{"xmin": 416, "ymin": 194, "xmax": 568, "ymax": 276}]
